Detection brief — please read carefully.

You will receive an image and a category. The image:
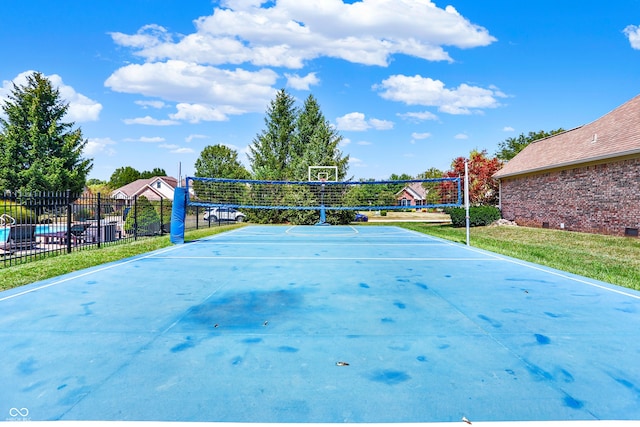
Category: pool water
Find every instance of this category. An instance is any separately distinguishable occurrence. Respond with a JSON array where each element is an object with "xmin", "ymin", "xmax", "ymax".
[{"xmin": 0, "ymin": 224, "xmax": 66, "ymax": 242}]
